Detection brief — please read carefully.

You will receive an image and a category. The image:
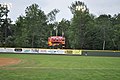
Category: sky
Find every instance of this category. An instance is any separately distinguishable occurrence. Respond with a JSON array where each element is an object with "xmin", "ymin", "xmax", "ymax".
[{"xmin": 0, "ymin": 0, "xmax": 120, "ymax": 23}]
